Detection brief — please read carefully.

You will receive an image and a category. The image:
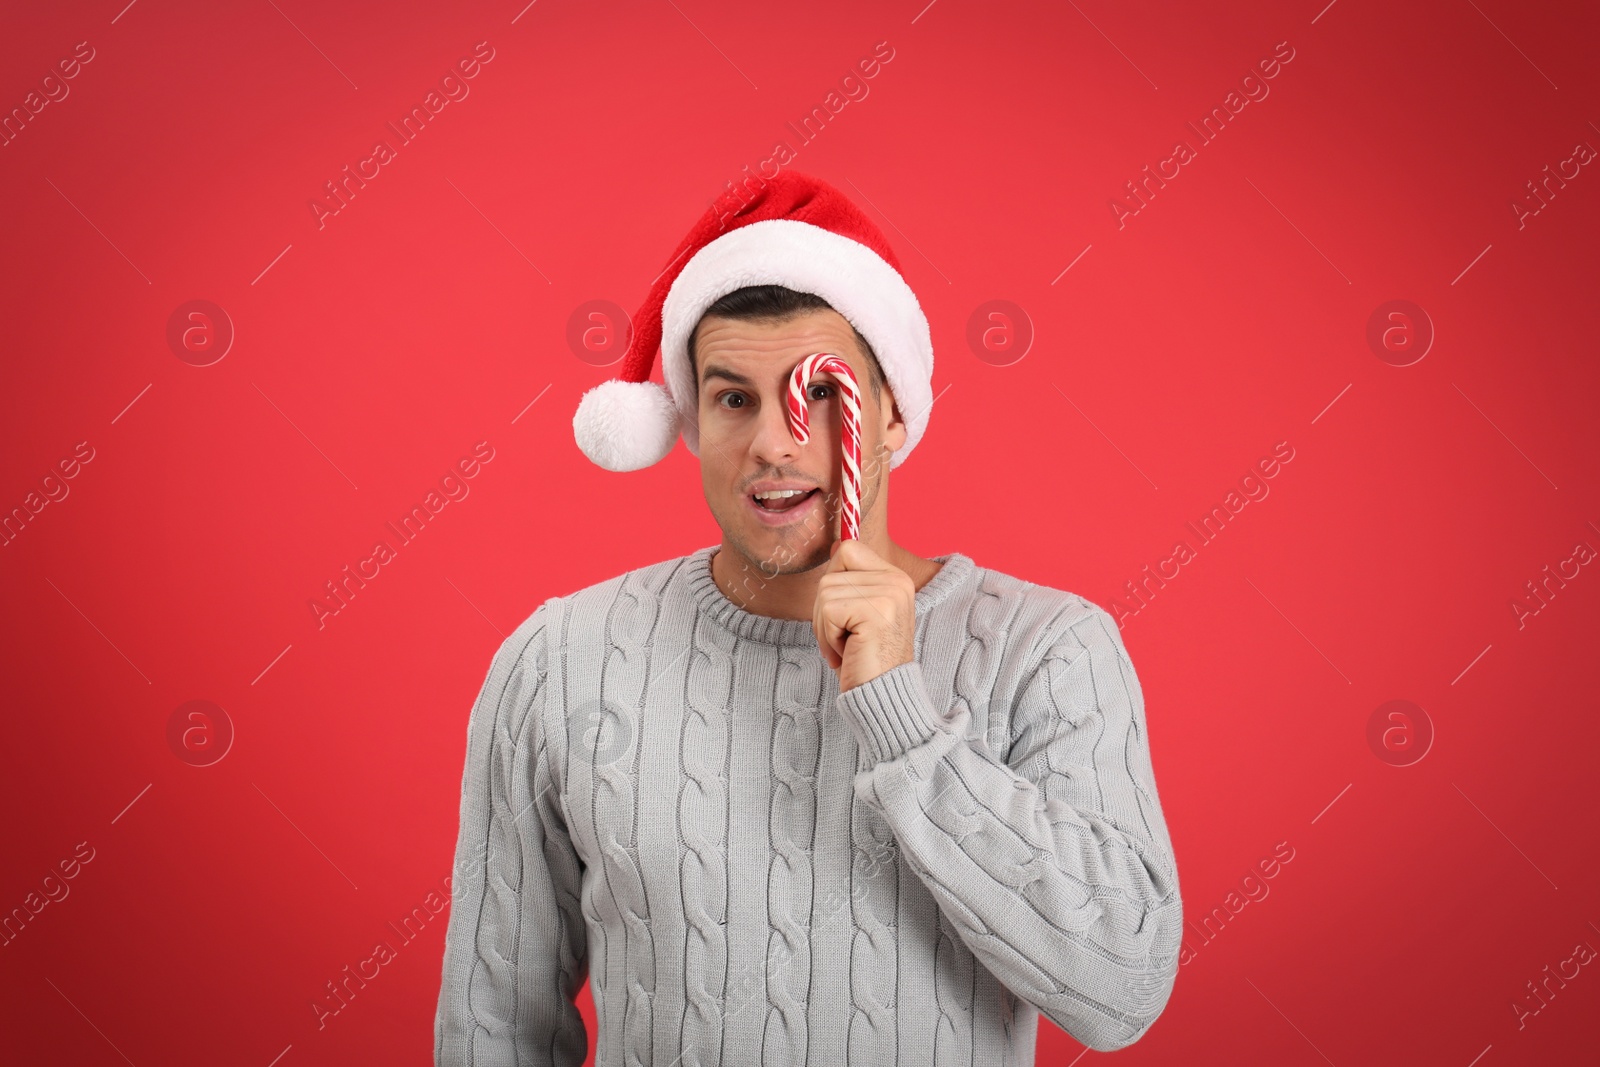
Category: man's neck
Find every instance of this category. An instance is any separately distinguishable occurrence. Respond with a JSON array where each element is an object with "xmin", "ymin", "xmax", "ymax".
[{"xmin": 709, "ymin": 538, "xmax": 942, "ymax": 622}]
